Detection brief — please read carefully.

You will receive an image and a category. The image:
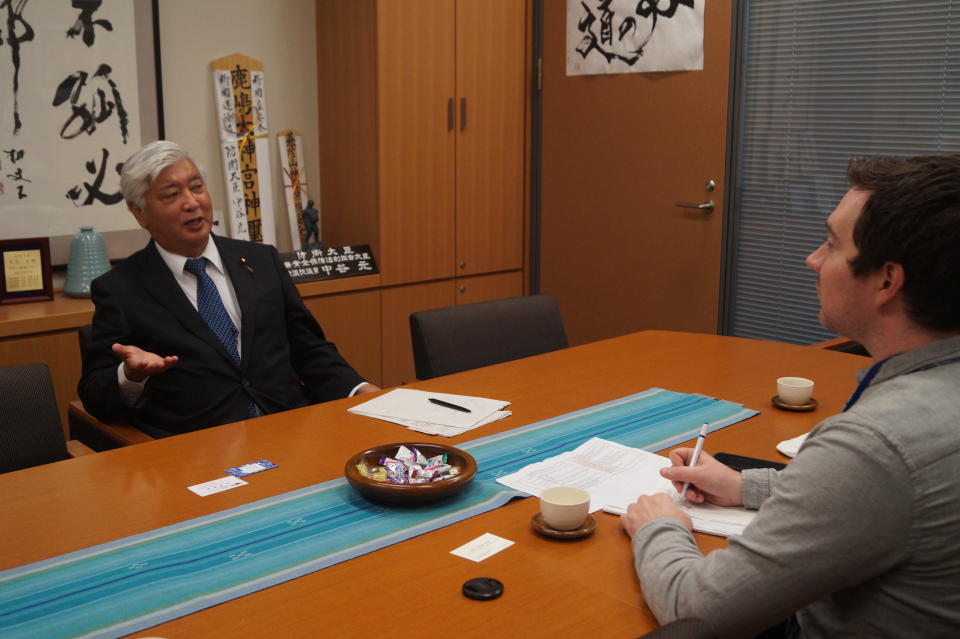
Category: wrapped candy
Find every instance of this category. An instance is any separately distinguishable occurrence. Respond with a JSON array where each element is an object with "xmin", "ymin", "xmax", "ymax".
[{"xmin": 363, "ymin": 446, "xmax": 460, "ymax": 484}]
